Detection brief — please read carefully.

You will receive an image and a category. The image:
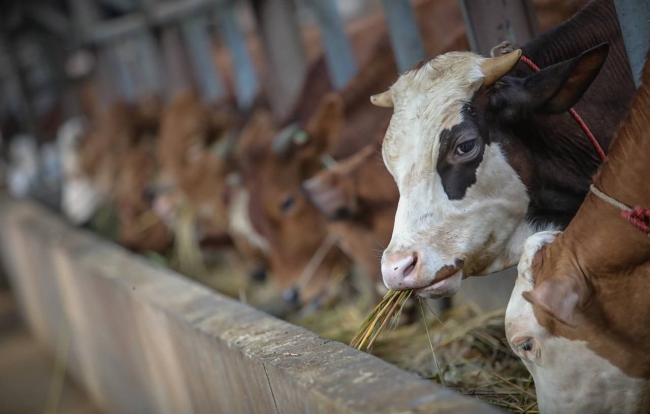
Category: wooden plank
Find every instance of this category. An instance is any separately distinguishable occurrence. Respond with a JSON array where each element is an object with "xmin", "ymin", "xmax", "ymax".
[
  {"xmin": 459, "ymin": 0, "xmax": 539, "ymax": 56},
  {"xmin": 0, "ymin": 196, "xmax": 503, "ymax": 414}
]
